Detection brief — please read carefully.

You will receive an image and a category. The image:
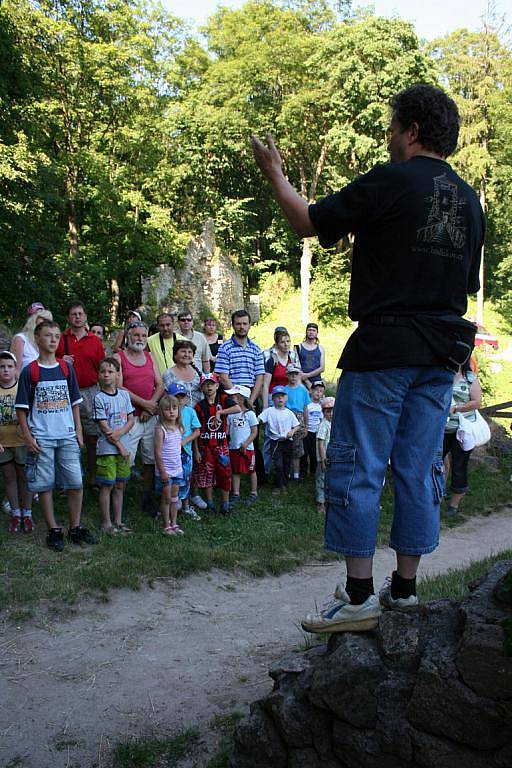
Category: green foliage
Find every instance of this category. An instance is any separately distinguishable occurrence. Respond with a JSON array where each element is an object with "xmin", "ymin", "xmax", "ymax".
[
  {"xmin": 0, "ymin": 0, "xmax": 511, "ymax": 327},
  {"xmin": 258, "ymin": 270, "xmax": 295, "ymax": 318},
  {"xmin": 310, "ymin": 246, "xmax": 351, "ymax": 325}
]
